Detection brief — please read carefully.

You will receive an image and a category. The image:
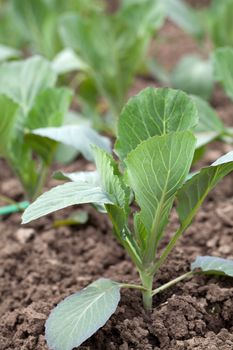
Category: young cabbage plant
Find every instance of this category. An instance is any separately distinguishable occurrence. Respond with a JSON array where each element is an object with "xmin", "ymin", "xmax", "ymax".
[
  {"xmin": 0, "ymin": 0, "xmax": 105, "ymax": 59},
  {"xmin": 22, "ymin": 88, "xmax": 233, "ymax": 350},
  {"xmin": 0, "ymin": 55, "xmax": 110, "ymax": 203},
  {"xmin": 59, "ymin": 0, "xmax": 164, "ymax": 129}
]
